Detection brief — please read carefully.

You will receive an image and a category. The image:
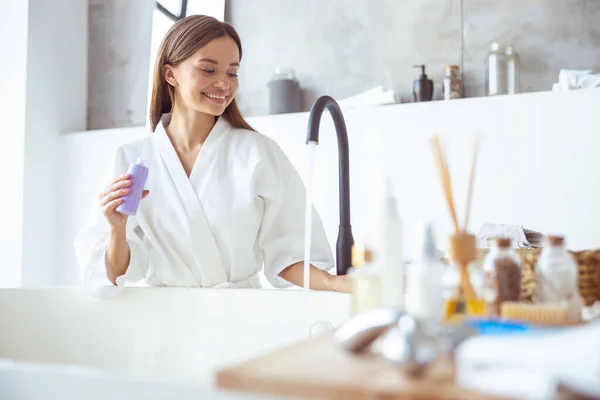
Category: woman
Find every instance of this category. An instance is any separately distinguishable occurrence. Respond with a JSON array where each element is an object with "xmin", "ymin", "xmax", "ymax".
[{"xmin": 74, "ymin": 15, "xmax": 349, "ymax": 293}]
